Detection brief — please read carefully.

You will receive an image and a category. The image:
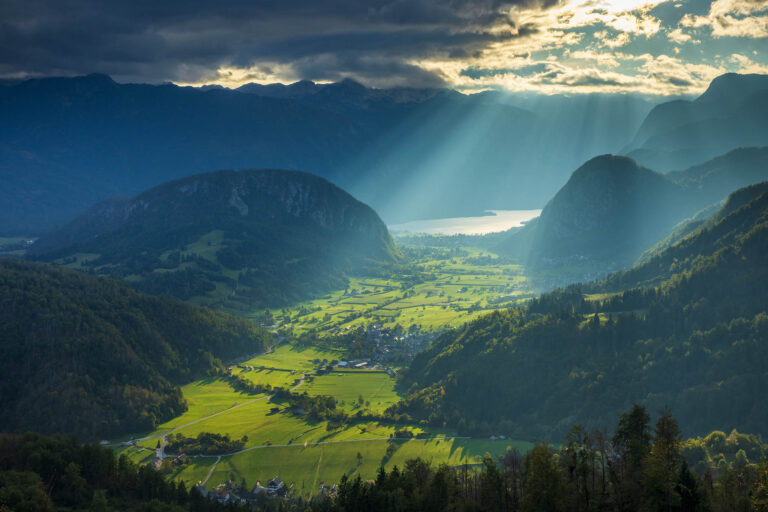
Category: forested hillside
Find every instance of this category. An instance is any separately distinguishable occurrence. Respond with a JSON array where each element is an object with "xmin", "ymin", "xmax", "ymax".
[
  {"xmin": 505, "ymin": 155, "xmax": 693, "ymax": 269},
  {"xmin": 0, "ymin": 259, "xmax": 270, "ymax": 438},
  {"xmin": 496, "ymin": 149, "xmax": 768, "ymax": 282},
  {"xmin": 667, "ymin": 147, "xmax": 768, "ymax": 205},
  {"xmin": 30, "ymin": 169, "xmax": 399, "ymax": 310},
  {"xmin": 605, "ymin": 182, "xmax": 768, "ymax": 289},
  {"xmin": 392, "ymin": 184, "xmax": 768, "ymax": 440},
  {"xmin": 0, "ymin": 433, "xmax": 239, "ymax": 512}
]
